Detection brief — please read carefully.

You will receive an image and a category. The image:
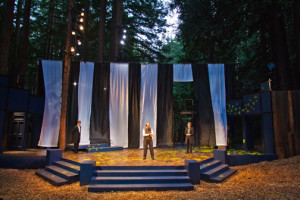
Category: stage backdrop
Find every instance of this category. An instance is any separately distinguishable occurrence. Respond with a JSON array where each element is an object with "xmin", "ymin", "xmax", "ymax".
[
  {"xmin": 38, "ymin": 60, "xmax": 62, "ymax": 147},
  {"xmin": 173, "ymin": 64, "xmax": 193, "ymax": 82},
  {"xmin": 109, "ymin": 63, "xmax": 129, "ymax": 148},
  {"xmin": 77, "ymin": 62, "xmax": 94, "ymax": 145},
  {"xmin": 208, "ymin": 64, "xmax": 228, "ymax": 146},
  {"xmin": 140, "ymin": 64, "xmax": 158, "ymax": 148}
]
